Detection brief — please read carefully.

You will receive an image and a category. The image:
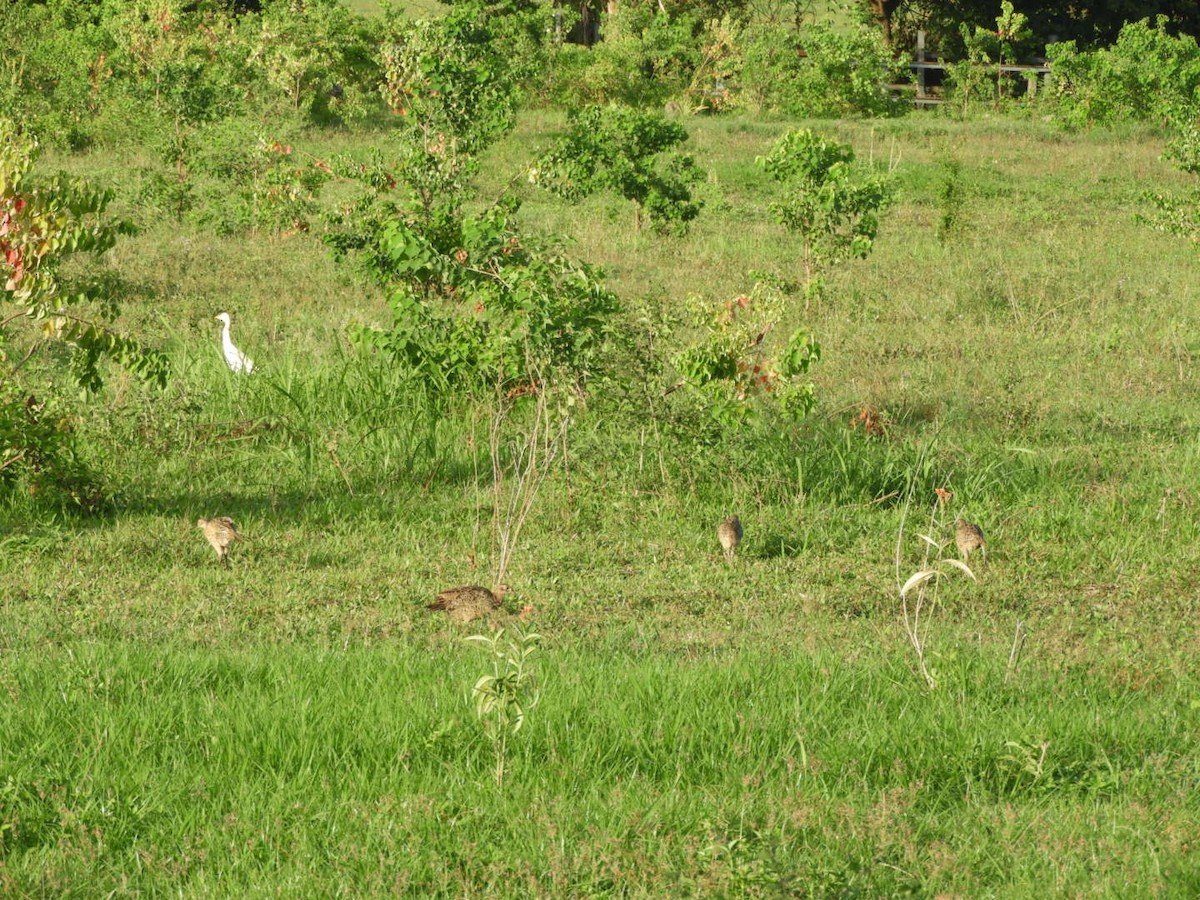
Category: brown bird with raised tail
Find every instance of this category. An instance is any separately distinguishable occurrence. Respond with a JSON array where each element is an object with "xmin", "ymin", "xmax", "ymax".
[
  {"xmin": 428, "ymin": 584, "xmax": 509, "ymax": 624},
  {"xmin": 717, "ymin": 515, "xmax": 743, "ymax": 564},
  {"xmin": 955, "ymin": 518, "xmax": 986, "ymax": 564},
  {"xmin": 197, "ymin": 516, "xmax": 244, "ymax": 567}
]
